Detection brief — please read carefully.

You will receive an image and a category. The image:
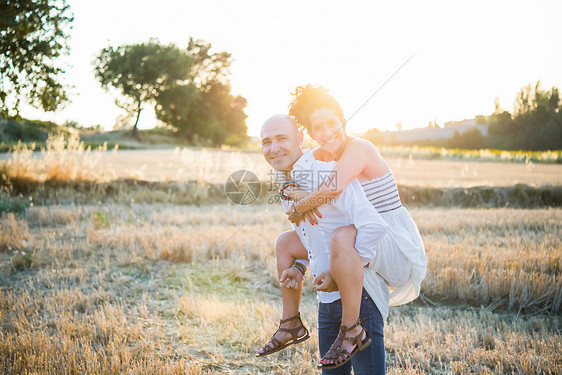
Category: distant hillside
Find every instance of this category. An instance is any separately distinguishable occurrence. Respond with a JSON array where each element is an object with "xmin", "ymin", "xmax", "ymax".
[
  {"xmin": 0, "ymin": 117, "xmax": 68, "ymax": 144},
  {"xmin": 0, "ymin": 116, "xmax": 237, "ymax": 152},
  {"xmin": 367, "ymin": 118, "xmax": 489, "ymax": 143}
]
